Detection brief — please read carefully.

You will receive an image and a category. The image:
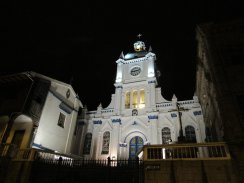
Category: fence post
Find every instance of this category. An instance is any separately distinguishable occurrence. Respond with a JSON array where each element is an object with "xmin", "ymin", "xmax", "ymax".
[
  {"xmin": 107, "ymin": 157, "xmax": 111, "ymax": 167},
  {"xmin": 58, "ymin": 156, "xmax": 63, "ymax": 166},
  {"xmin": 136, "ymin": 157, "xmax": 139, "ymax": 168},
  {"xmin": 107, "ymin": 157, "xmax": 111, "ymax": 183}
]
